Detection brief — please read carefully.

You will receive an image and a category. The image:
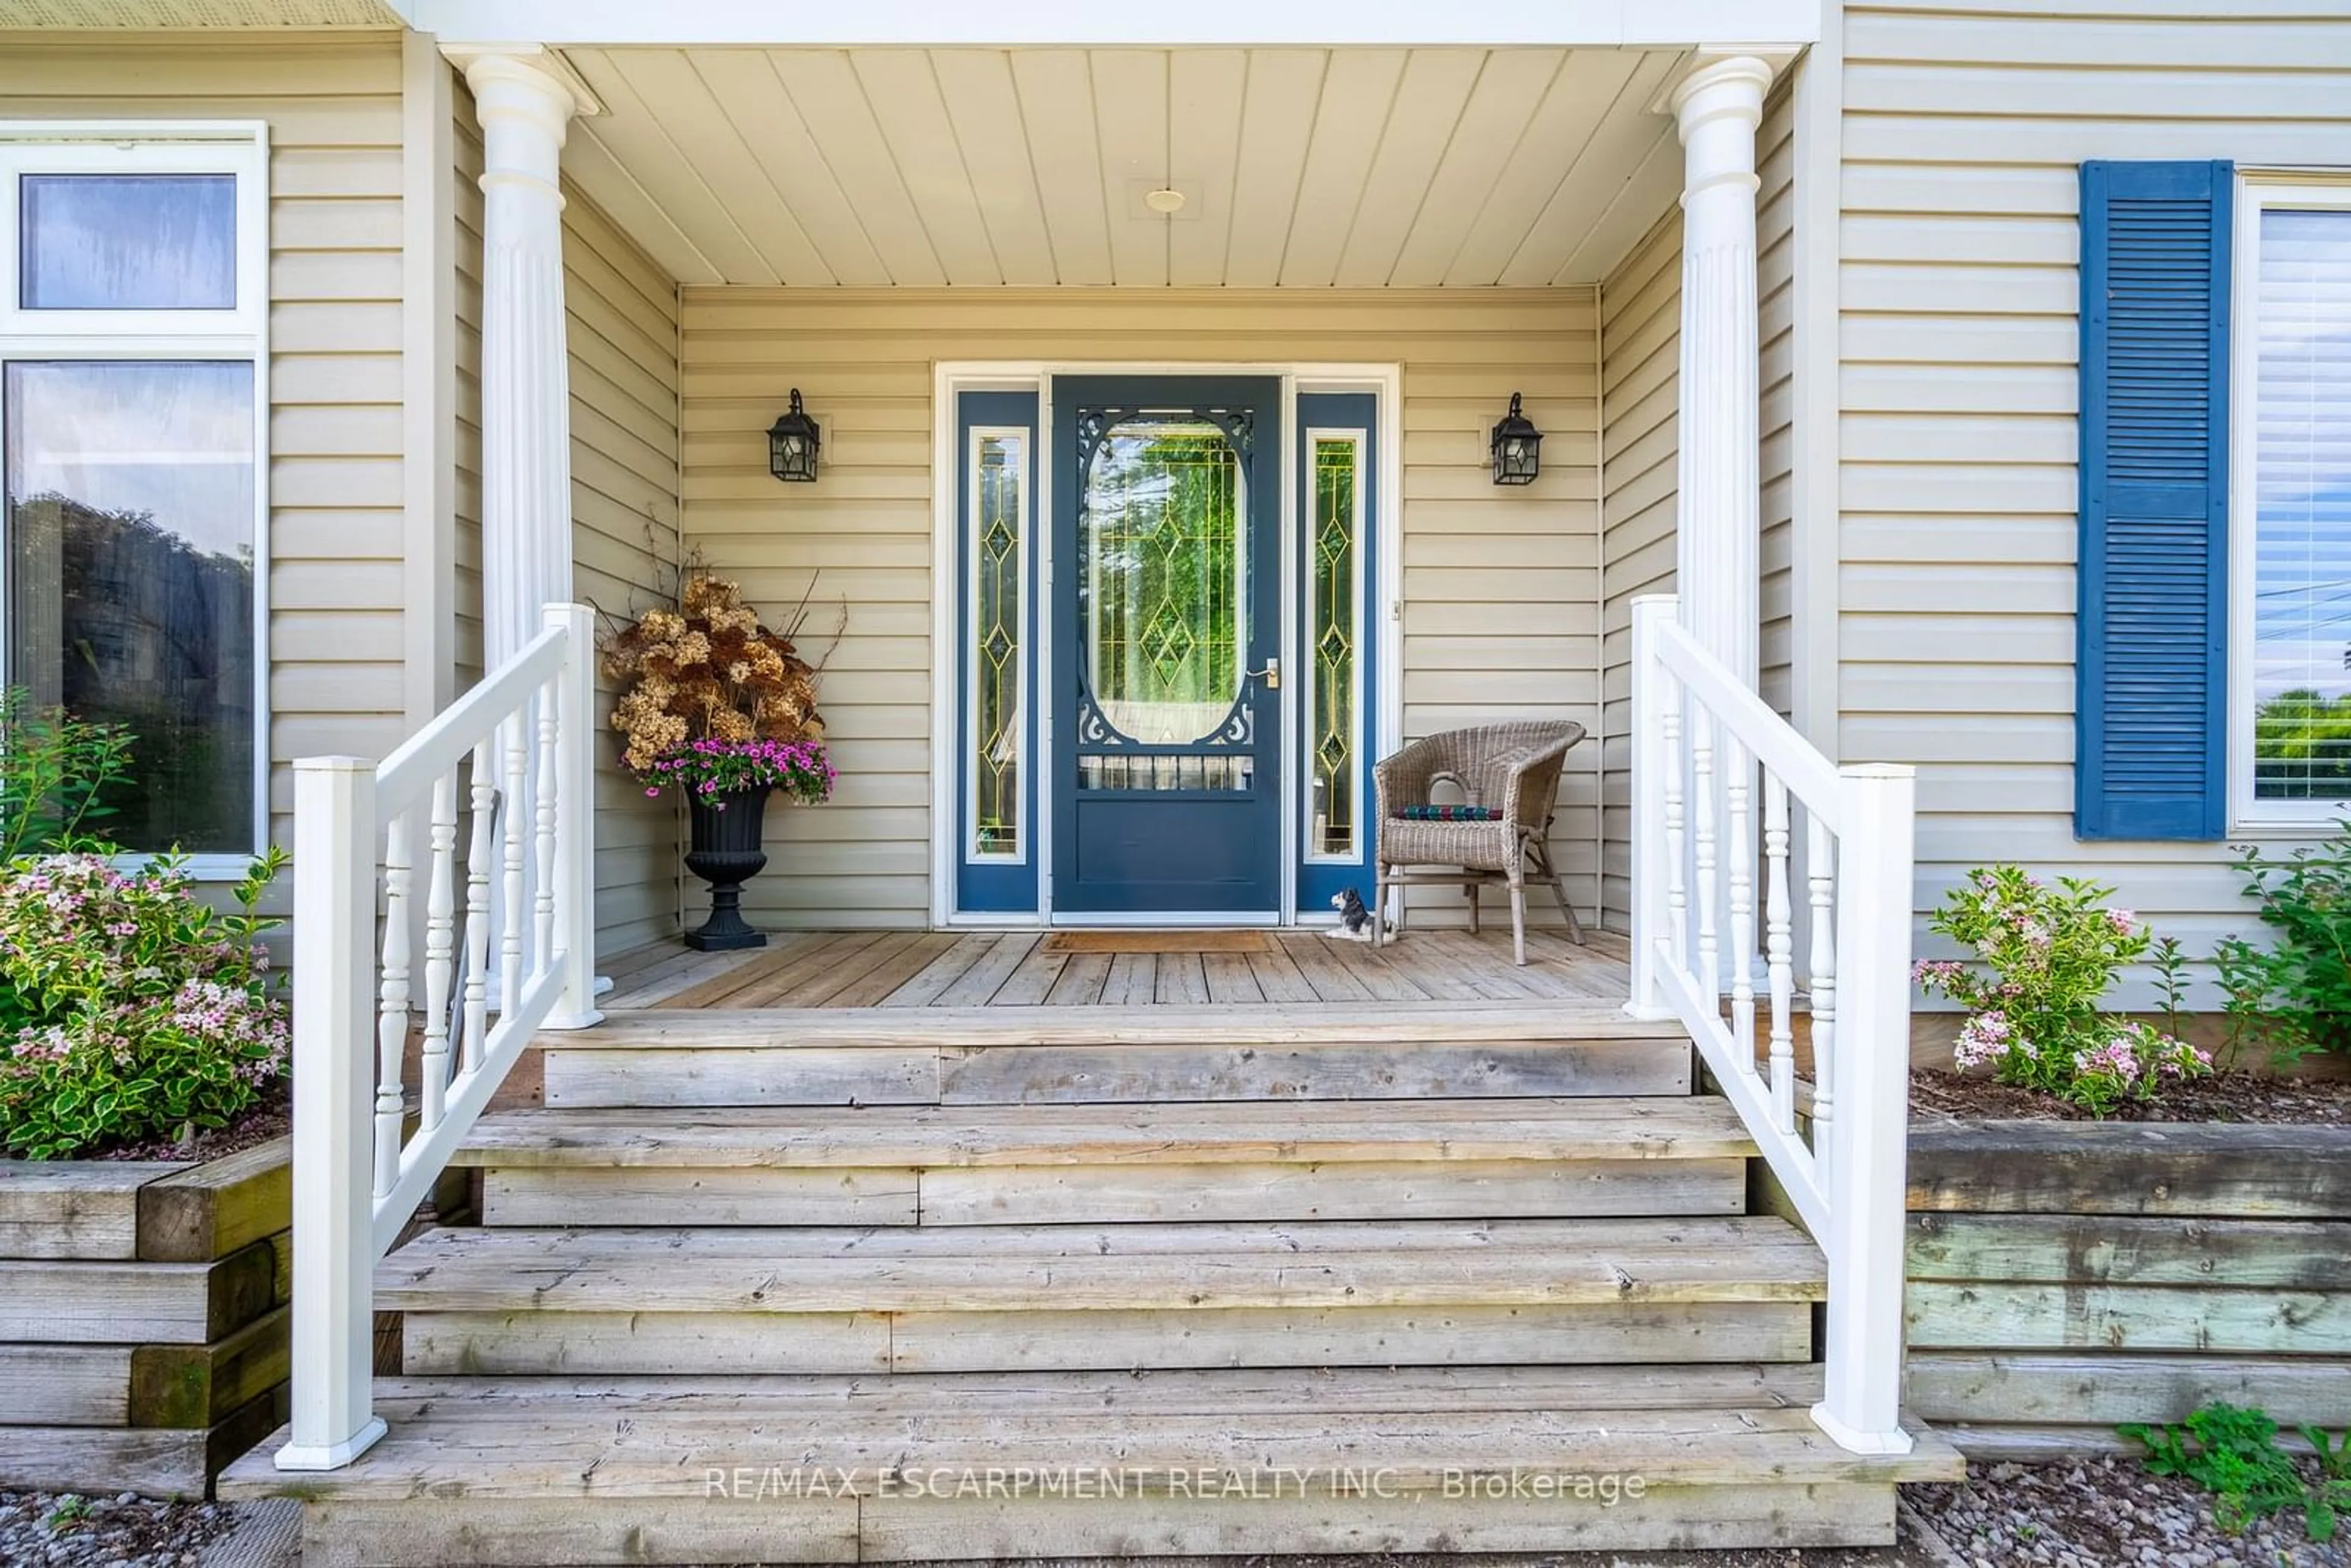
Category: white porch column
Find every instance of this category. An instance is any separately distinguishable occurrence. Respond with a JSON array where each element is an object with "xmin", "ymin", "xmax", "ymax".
[
  {"xmin": 451, "ymin": 47, "xmax": 593, "ymax": 667},
  {"xmin": 1668, "ymin": 55, "xmax": 1773, "ymax": 687}
]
